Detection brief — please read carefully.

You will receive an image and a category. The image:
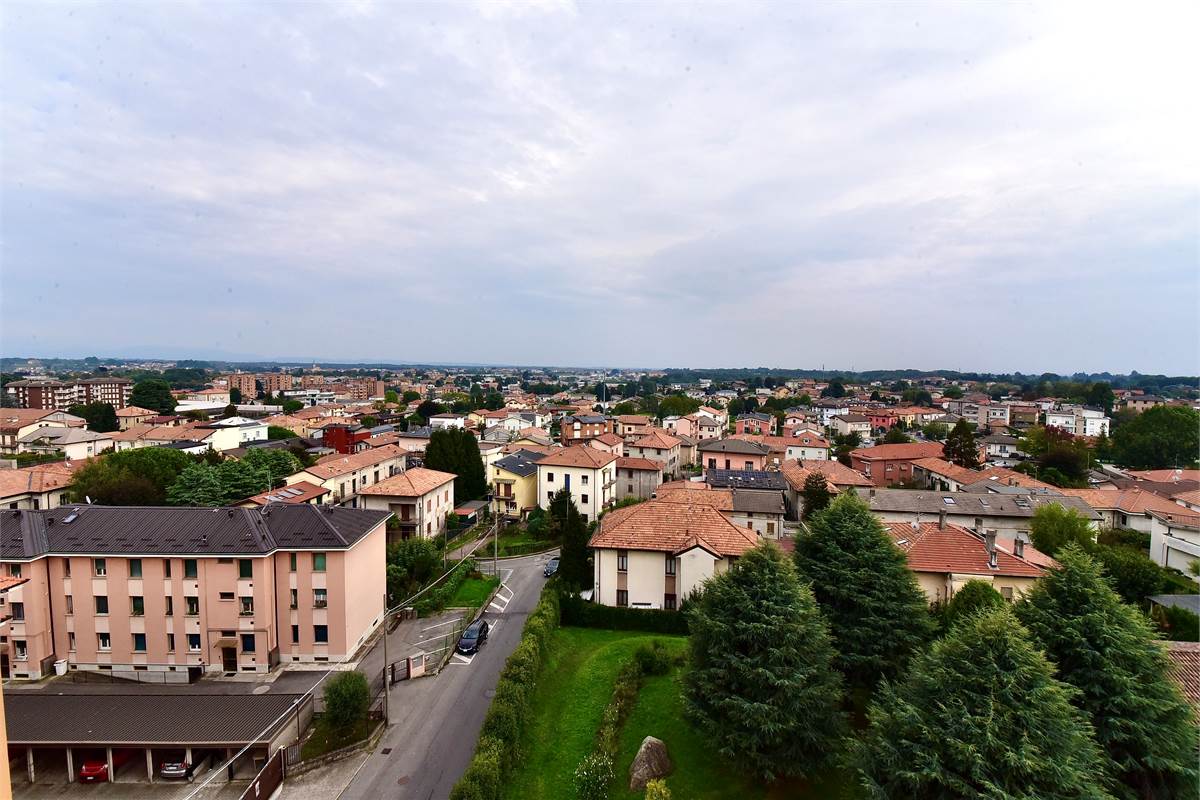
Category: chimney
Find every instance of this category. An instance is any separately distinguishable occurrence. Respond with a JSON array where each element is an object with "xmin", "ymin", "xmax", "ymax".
[
  {"xmin": 985, "ymin": 530, "xmax": 998, "ymax": 569},
  {"xmin": 938, "ymin": 509, "xmax": 946, "ymax": 529},
  {"xmin": 1015, "ymin": 538, "xmax": 1025, "ymax": 559}
]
